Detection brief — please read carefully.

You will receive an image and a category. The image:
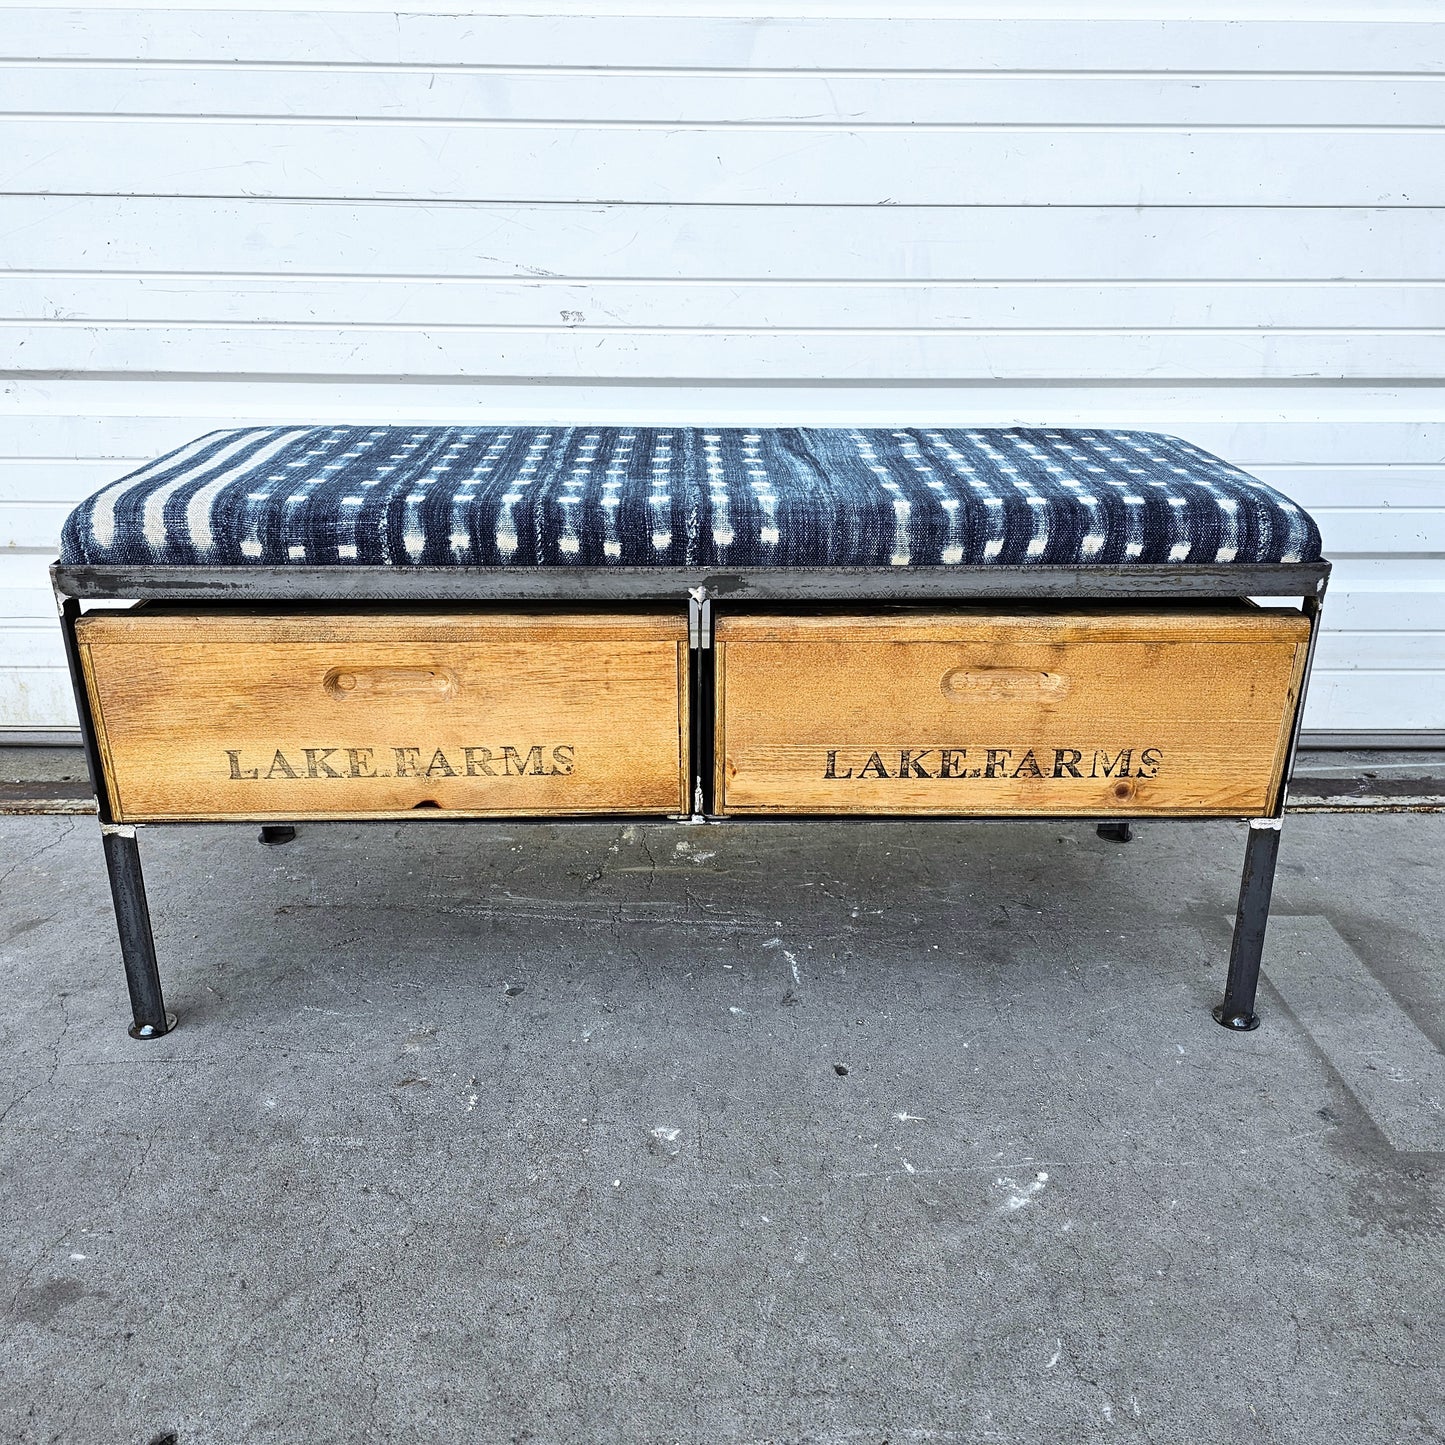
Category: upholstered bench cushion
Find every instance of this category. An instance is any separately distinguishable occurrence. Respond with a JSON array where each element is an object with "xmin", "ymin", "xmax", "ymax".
[{"xmin": 59, "ymin": 425, "xmax": 1321, "ymax": 569}]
